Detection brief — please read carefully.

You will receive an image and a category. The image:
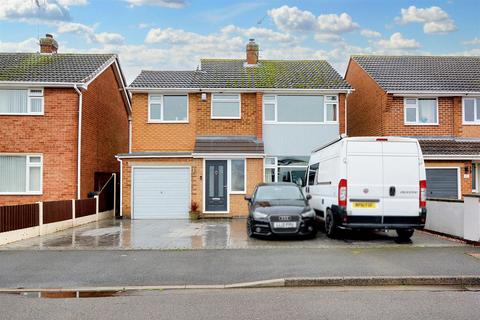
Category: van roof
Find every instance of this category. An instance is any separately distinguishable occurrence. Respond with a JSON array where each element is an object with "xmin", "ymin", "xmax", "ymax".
[{"xmin": 311, "ymin": 136, "xmax": 419, "ymax": 153}]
